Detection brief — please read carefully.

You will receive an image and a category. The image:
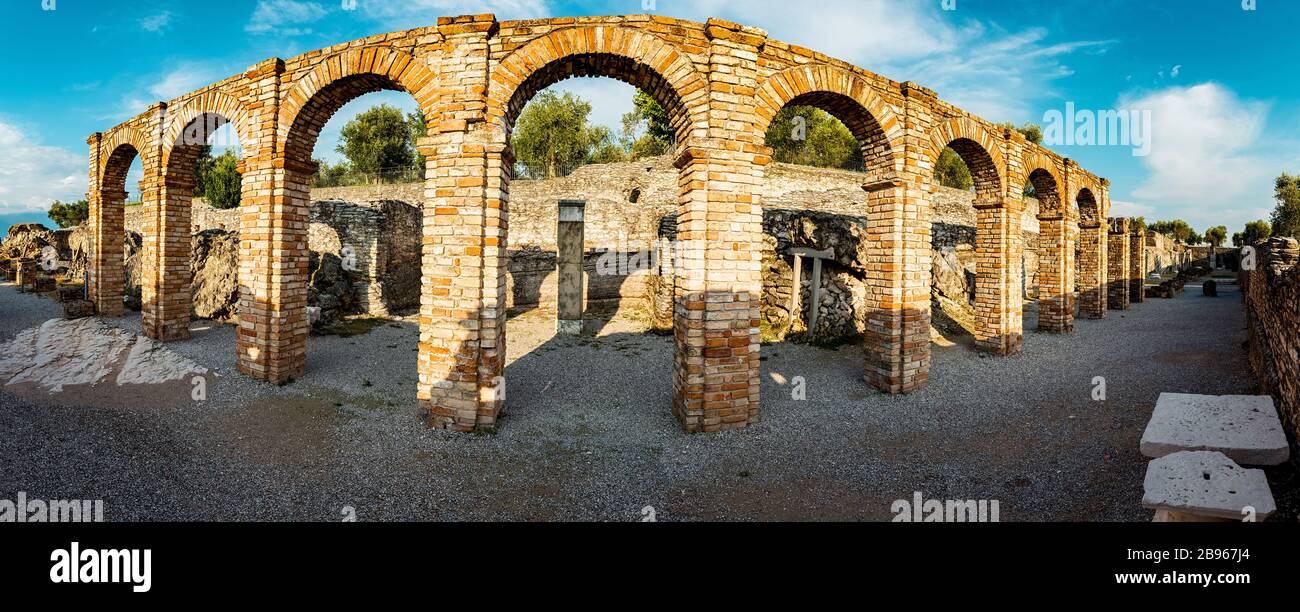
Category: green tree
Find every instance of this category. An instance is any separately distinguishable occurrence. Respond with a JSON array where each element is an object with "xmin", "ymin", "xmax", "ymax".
[
  {"xmin": 1149, "ymin": 219, "xmax": 1196, "ymax": 244},
  {"xmin": 934, "ymin": 147, "xmax": 973, "ymax": 190},
  {"xmin": 312, "ymin": 159, "xmax": 352, "ymax": 188},
  {"xmin": 764, "ymin": 106, "xmax": 863, "ymax": 171},
  {"xmin": 1130, "ymin": 216, "xmax": 1147, "ymax": 234},
  {"xmin": 1242, "ymin": 219, "xmax": 1272, "ymax": 245},
  {"xmin": 587, "ymin": 125, "xmax": 627, "ymax": 165},
  {"xmin": 620, "ymin": 90, "xmax": 673, "ymax": 160},
  {"xmin": 1205, "ymin": 225, "xmax": 1228, "ymax": 248},
  {"xmin": 1232, "ymin": 232, "xmax": 1244, "ymax": 247},
  {"xmin": 407, "ymin": 109, "xmax": 427, "ymax": 171},
  {"xmin": 201, "ymin": 150, "xmax": 242, "ymax": 209},
  {"xmin": 192, "ymin": 144, "xmax": 214, "ymax": 197},
  {"xmin": 337, "ymin": 104, "xmax": 417, "ymax": 180},
  {"xmin": 48, "ymin": 199, "xmax": 89, "ymax": 228},
  {"xmin": 1271, "ymin": 173, "xmax": 1300, "ymax": 238},
  {"xmin": 513, "ymin": 91, "xmax": 593, "ymax": 179}
]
